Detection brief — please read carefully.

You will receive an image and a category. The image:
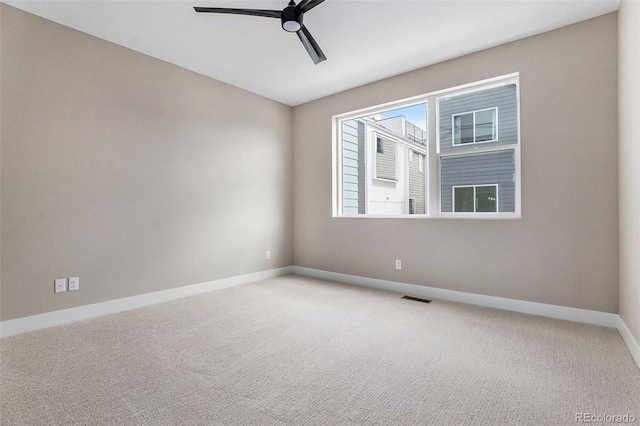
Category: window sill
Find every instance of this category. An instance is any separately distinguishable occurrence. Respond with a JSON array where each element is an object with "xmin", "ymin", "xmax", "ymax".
[
  {"xmin": 373, "ymin": 177, "xmax": 398, "ymax": 183},
  {"xmin": 334, "ymin": 213, "xmax": 521, "ymax": 220}
]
